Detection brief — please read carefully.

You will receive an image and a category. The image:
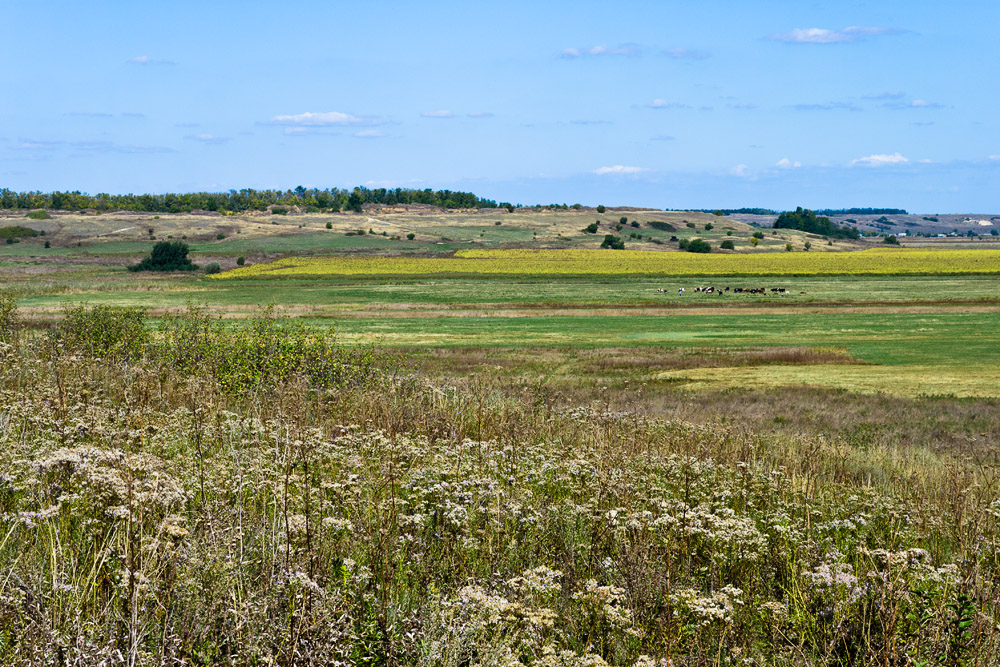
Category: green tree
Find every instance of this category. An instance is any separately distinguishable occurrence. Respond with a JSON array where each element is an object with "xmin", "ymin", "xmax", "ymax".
[
  {"xmin": 600, "ymin": 234, "xmax": 625, "ymax": 249},
  {"xmin": 596, "ymin": 205, "xmax": 606, "ymax": 213},
  {"xmin": 687, "ymin": 238, "xmax": 711, "ymax": 253},
  {"xmin": 129, "ymin": 241, "xmax": 197, "ymax": 272},
  {"xmin": 785, "ymin": 243, "xmax": 793, "ymax": 252},
  {"xmin": 720, "ymin": 239, "xmax": 735, "ymax": 250}
]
